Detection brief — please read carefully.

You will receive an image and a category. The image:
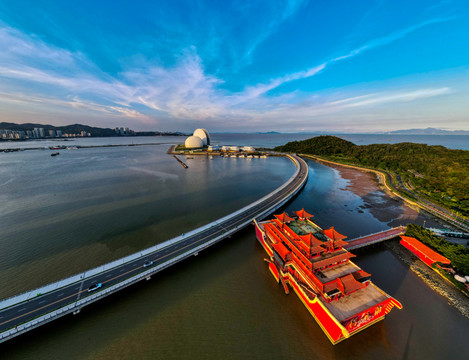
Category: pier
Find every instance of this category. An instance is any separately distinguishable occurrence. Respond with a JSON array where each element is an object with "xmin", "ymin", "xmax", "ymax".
[
  {"xmin": 344, "ymin": 226, "xmax": 407, "ymax": 251},
  {"xmin": 173, "ymin": 155, "xmax": 188, "ymax": 168},
  {"xmin": 0, "ymin": 154, "xmax": 308, "ymax": 343}
]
